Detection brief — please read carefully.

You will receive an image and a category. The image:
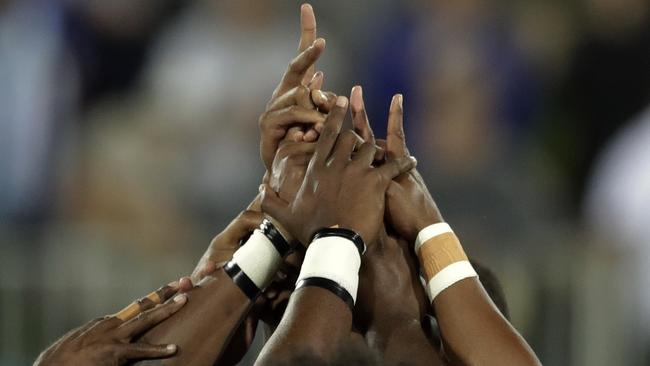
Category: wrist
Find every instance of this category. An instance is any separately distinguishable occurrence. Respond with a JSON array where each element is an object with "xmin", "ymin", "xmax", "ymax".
[
  {"xmin": 296, "ymin": 233, "xmax": 362, "ymax": 312},
  {"xmin": 413, "ymin": 216, "xmax": 444, "ymax": 241},
  {"xmin": 265, "ymin": 216, "xmax": 294, "ymax": 245},
  {"xmin": 225, "ymin": 220, "xmax": 293, "ymax": 300}
]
